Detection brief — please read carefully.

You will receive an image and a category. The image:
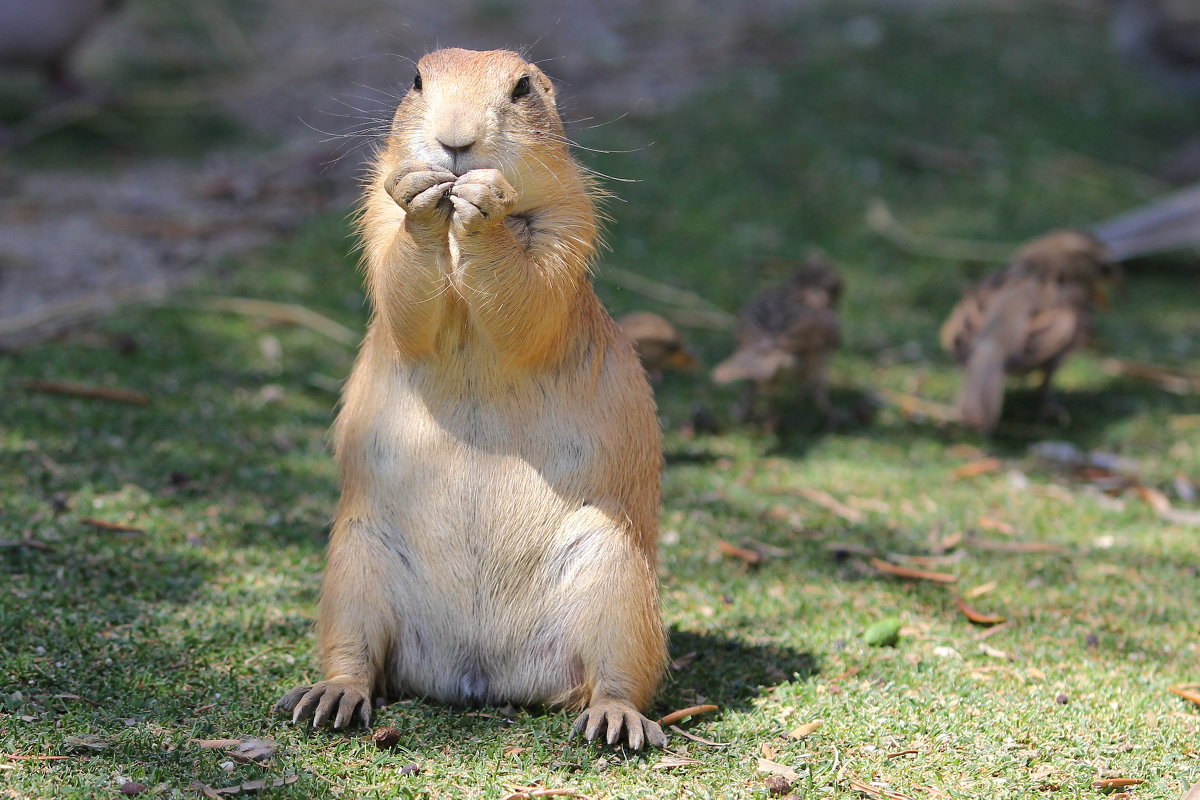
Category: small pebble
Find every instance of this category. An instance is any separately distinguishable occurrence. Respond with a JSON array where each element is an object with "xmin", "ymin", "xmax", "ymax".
[
  {"xmin": 372, "ymin": 726, "xmax": 401, "ymax": 749},
  {"xmin": 1056, "ymin": 694, "xmax": 1069, "ymax": 705},
  {"xmin": 765, "ymin": 775, "xmax": 792, "ymax": 795},
  {"xmin": 119, "ymin": 782, "xmax": 147, "ymax": 796},
  {"xmin": 400, "ymin": 763, "xmax": 422, "ymax": 775}
]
